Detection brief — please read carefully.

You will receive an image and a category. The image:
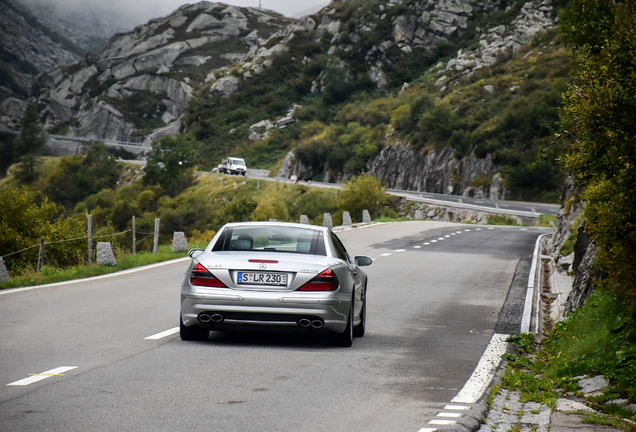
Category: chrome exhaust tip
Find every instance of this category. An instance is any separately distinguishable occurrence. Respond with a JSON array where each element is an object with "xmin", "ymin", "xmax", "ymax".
[
  {"xmin": 199, "ymin": 313, "xmax": 212, "ymax": 323},
  {"xmin": 298, "ymin": 318, "xmax": 311, "ymax": 328},
  {"xmin": 210, "ymin": 314, "xmax": 224, "ymax": 323},
  {"xmin": 311, "ymin": 319, "xmax": 324, "ymax": 329}
]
